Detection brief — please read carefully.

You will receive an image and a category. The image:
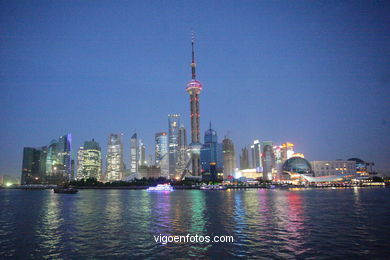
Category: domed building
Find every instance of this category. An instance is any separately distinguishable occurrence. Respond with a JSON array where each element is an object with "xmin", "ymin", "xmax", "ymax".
[{"xmin": 282, "ymin": 156, "xmax": 313, "ymax": 176}]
